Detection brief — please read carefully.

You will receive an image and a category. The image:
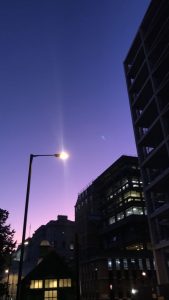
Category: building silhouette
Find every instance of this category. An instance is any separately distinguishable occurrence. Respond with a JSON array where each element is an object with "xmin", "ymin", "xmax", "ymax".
[
  {"xmin": 75, "ymin": 155, "xmax": 156, "ymax": 300},
  {"xmin": 124, "ymin": 0, "xmax": 169, "ymax": 295},
  {"xmin": 20, "ymin": 251, "xmax": 75, "ymax": 300},
  {"xmin": 9, "ymin": 215, "xmax": 75, "ymax": 299}
]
